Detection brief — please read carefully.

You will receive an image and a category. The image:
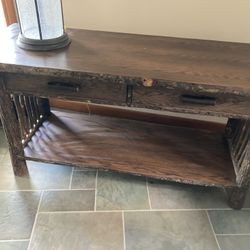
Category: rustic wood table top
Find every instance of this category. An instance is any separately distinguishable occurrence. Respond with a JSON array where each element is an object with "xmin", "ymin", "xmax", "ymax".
[{"xmin": 0, "ymin": 24, "xmax": 250, "ymax": 94}]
